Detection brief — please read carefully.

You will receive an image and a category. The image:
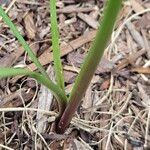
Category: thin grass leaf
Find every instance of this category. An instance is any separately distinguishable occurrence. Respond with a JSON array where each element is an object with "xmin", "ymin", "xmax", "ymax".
[
  {"xmin": 0, "ymin": 6, "xmax": 49, "ymax": 79},
  {"xmin": 0, "ymin": 67, "xmax": 67, "ymax": 106},
  {"xmin": 57, "ymin": 0, "xmax": 122, "ymax": 133},
  {"xmin": 50, "ymin": 0, "xmax": 65, "ymax": 92}
]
